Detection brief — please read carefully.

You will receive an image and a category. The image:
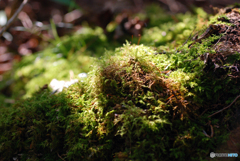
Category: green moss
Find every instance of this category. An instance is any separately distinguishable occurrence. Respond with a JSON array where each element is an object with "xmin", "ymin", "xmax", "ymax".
[
  {"xmin": 0, "ymin": 5, "xmax": 204, "ymax": 101},
  {"xmin": 208, "ymin": 14, "xmax": 233, "ymax": 26},
  {"xmin": 0, "ymin": 26, "xmax": 118, "ymax": 100},
  {"xmin": 0, "ymin": 90, "xmax": 71, "ymax": 160},
  {"xmin": 1, "ymin": 4, "xmax": 240, "ymax": 161},
  {"xmin": 141, "ymin": 12, "xmax": 199, "ymax": 47},
  {"xmin": 0, "ymin": 42, "xmax": 231, "ymax": 160}
]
